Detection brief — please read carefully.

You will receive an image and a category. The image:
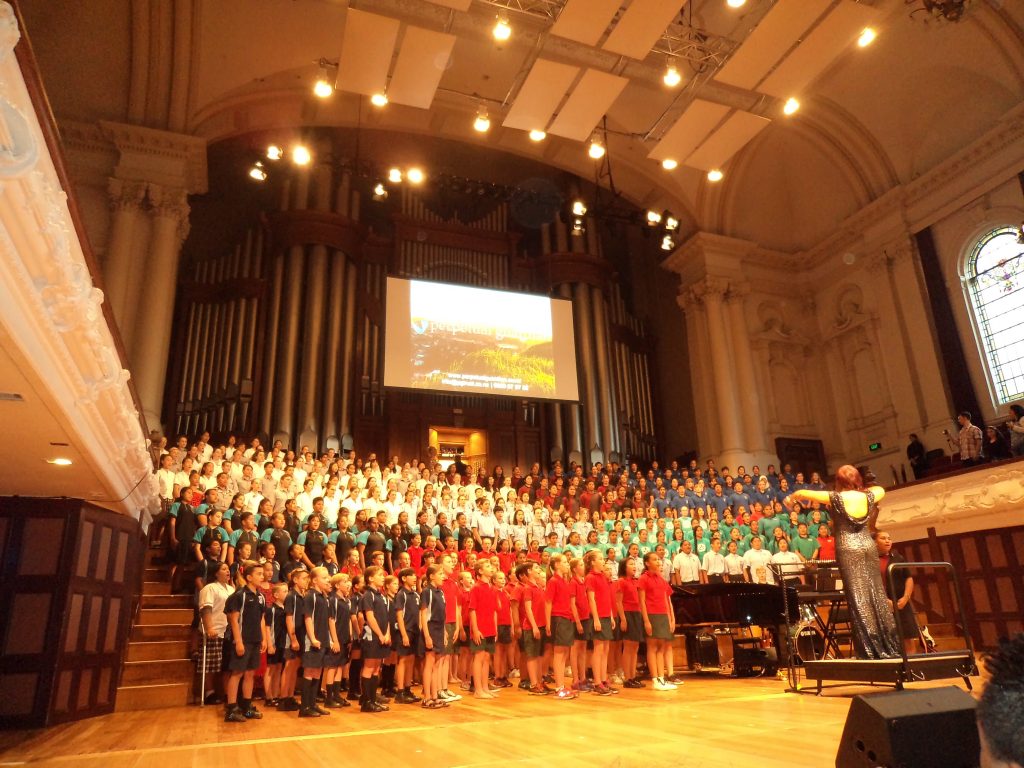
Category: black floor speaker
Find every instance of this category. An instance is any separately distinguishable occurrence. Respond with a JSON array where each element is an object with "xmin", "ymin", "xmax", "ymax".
[{"xmin": 836, "ymin": 686, "xmax": 979, "ymax": 768}]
